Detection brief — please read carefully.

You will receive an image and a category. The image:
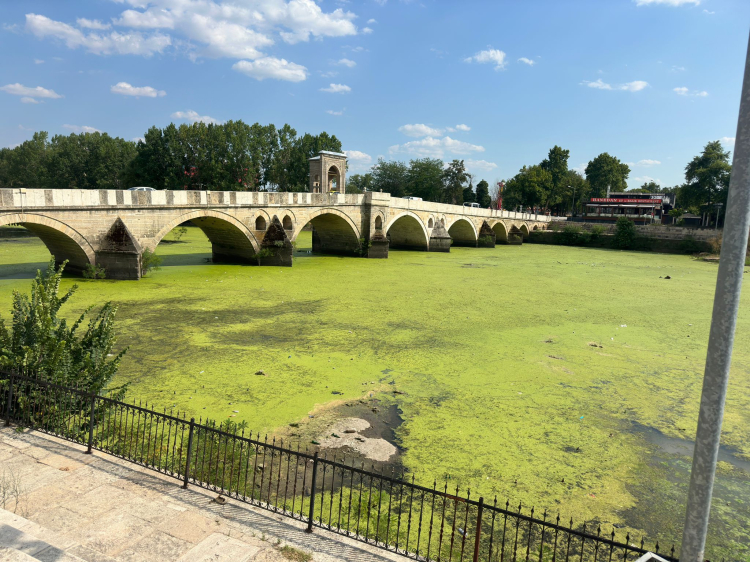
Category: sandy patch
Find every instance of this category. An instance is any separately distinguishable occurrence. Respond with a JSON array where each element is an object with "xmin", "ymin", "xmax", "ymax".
[{"xmin": 318, "ymin": 418, "xmax": 397, "ymax": 462}]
